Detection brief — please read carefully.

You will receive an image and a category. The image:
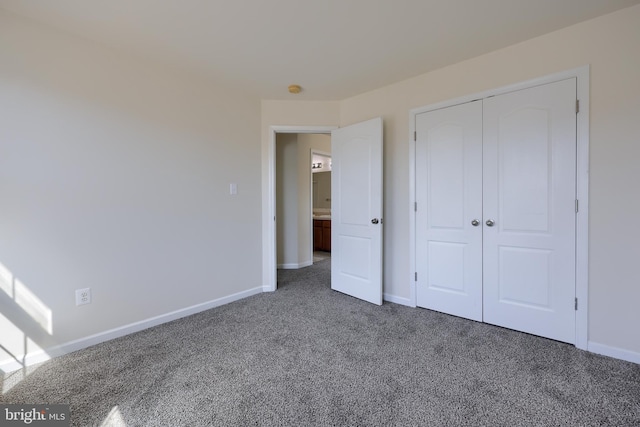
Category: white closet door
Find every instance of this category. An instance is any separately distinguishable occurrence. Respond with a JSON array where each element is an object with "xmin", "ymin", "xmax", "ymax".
[
  {"xmin": 482, "ymin": 78, "xmax": 577, "ymax": 343},
  {"xmin": 416, "ymin": 101, "xmax": 483, "ymax": 321}
]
